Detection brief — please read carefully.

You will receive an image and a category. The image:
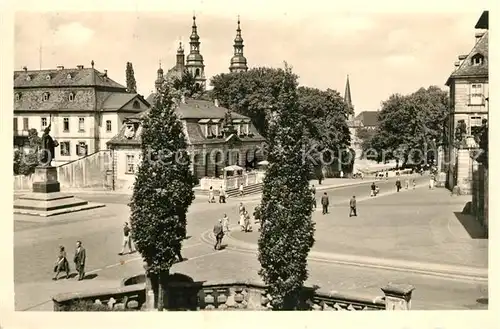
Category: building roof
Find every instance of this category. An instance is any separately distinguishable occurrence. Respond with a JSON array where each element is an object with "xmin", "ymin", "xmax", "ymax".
[
  {"xmin": 108, "ymin": 97, "xmax": 265, "ymax": 146},
  {"xmin": 446, "ymin": 31, "xmax": 488, "ymax": 85},
  {"xmin": 475, "ymin": 11, "xmax": 488, "ymax": 29},
  {"xmin": 14, "ymin": 67, "xmax": 126, "ymax": 90},
  {"xmin": 354, "ymin": 111, "xmax": 379, "ymax": 127}
]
